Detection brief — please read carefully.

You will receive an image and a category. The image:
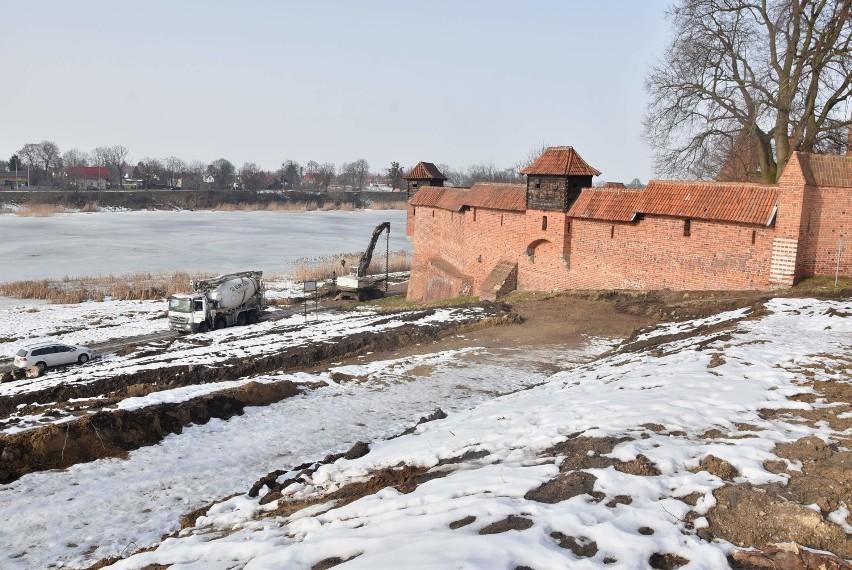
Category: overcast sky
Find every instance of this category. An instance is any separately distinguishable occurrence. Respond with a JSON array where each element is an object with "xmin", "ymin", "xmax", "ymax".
[{"xmin": 2, "ymin": 1, "xmax": 672, "ymax": 183}]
